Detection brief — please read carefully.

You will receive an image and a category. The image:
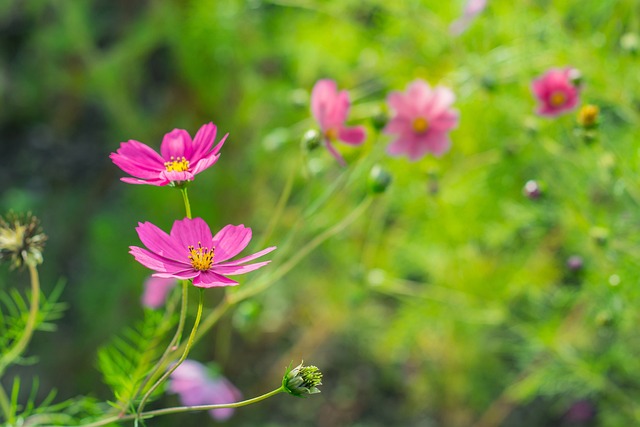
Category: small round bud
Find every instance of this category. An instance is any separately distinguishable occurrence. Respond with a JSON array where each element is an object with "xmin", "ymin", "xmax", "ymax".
[
  {"xmin": 523, "ymin": 180, "xmax": 542, "ymax": 199},
  {"xmin": 577, "ymin": 104, "xmax": 600, "ymax": 129},
  {"xmin": 566, "ymin": 255, "xmax": 584, "ymax": 271},
  {"xmin": 371, "ymin": 107, "xmax": 389, "ymax": 131},
  {"xmin": 568, "ymin": 68, "xmax": 583, "ymax": 87},
  {"xmin": 301, "ymin": 129, "xmax": 322, "ymax": 152},
  {"xmin": 368, "ymin": 165, "xmax": 392, "ymax": 194},
  {"xmin": 282, "ymin": 361, "xmax": 323, "ymax": 397}
]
